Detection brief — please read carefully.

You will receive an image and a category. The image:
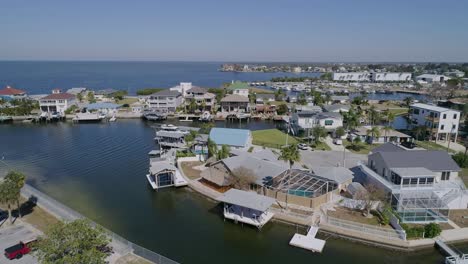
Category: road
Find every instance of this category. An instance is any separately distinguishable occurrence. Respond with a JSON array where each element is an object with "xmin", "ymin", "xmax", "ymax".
[
  {"xmin": 300, "ymin": 150, "xmax": 366, "ymax": 169},
  {"xmin": 0, "ymin": 224, "xmax": 39, "ymax": 264}
]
